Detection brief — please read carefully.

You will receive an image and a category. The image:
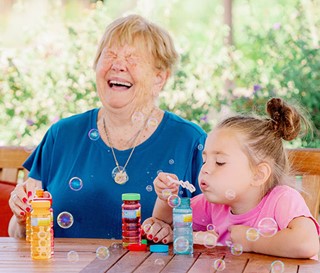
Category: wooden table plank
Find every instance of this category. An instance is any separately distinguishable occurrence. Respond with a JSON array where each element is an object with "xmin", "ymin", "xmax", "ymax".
[
  {"xmin": 105, "ymin": 251, "xmax": 151, "ymax": 273},
  {"xmin": 0, "ymin": 237, "xmax": 319, "ymax": 273}
]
